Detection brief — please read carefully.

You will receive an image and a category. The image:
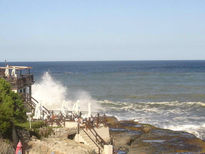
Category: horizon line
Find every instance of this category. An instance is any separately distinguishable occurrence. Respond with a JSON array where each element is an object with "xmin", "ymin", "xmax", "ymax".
[{"xmin": 1, "ymin": 59, "xmax": 205, "ymax": 63}]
